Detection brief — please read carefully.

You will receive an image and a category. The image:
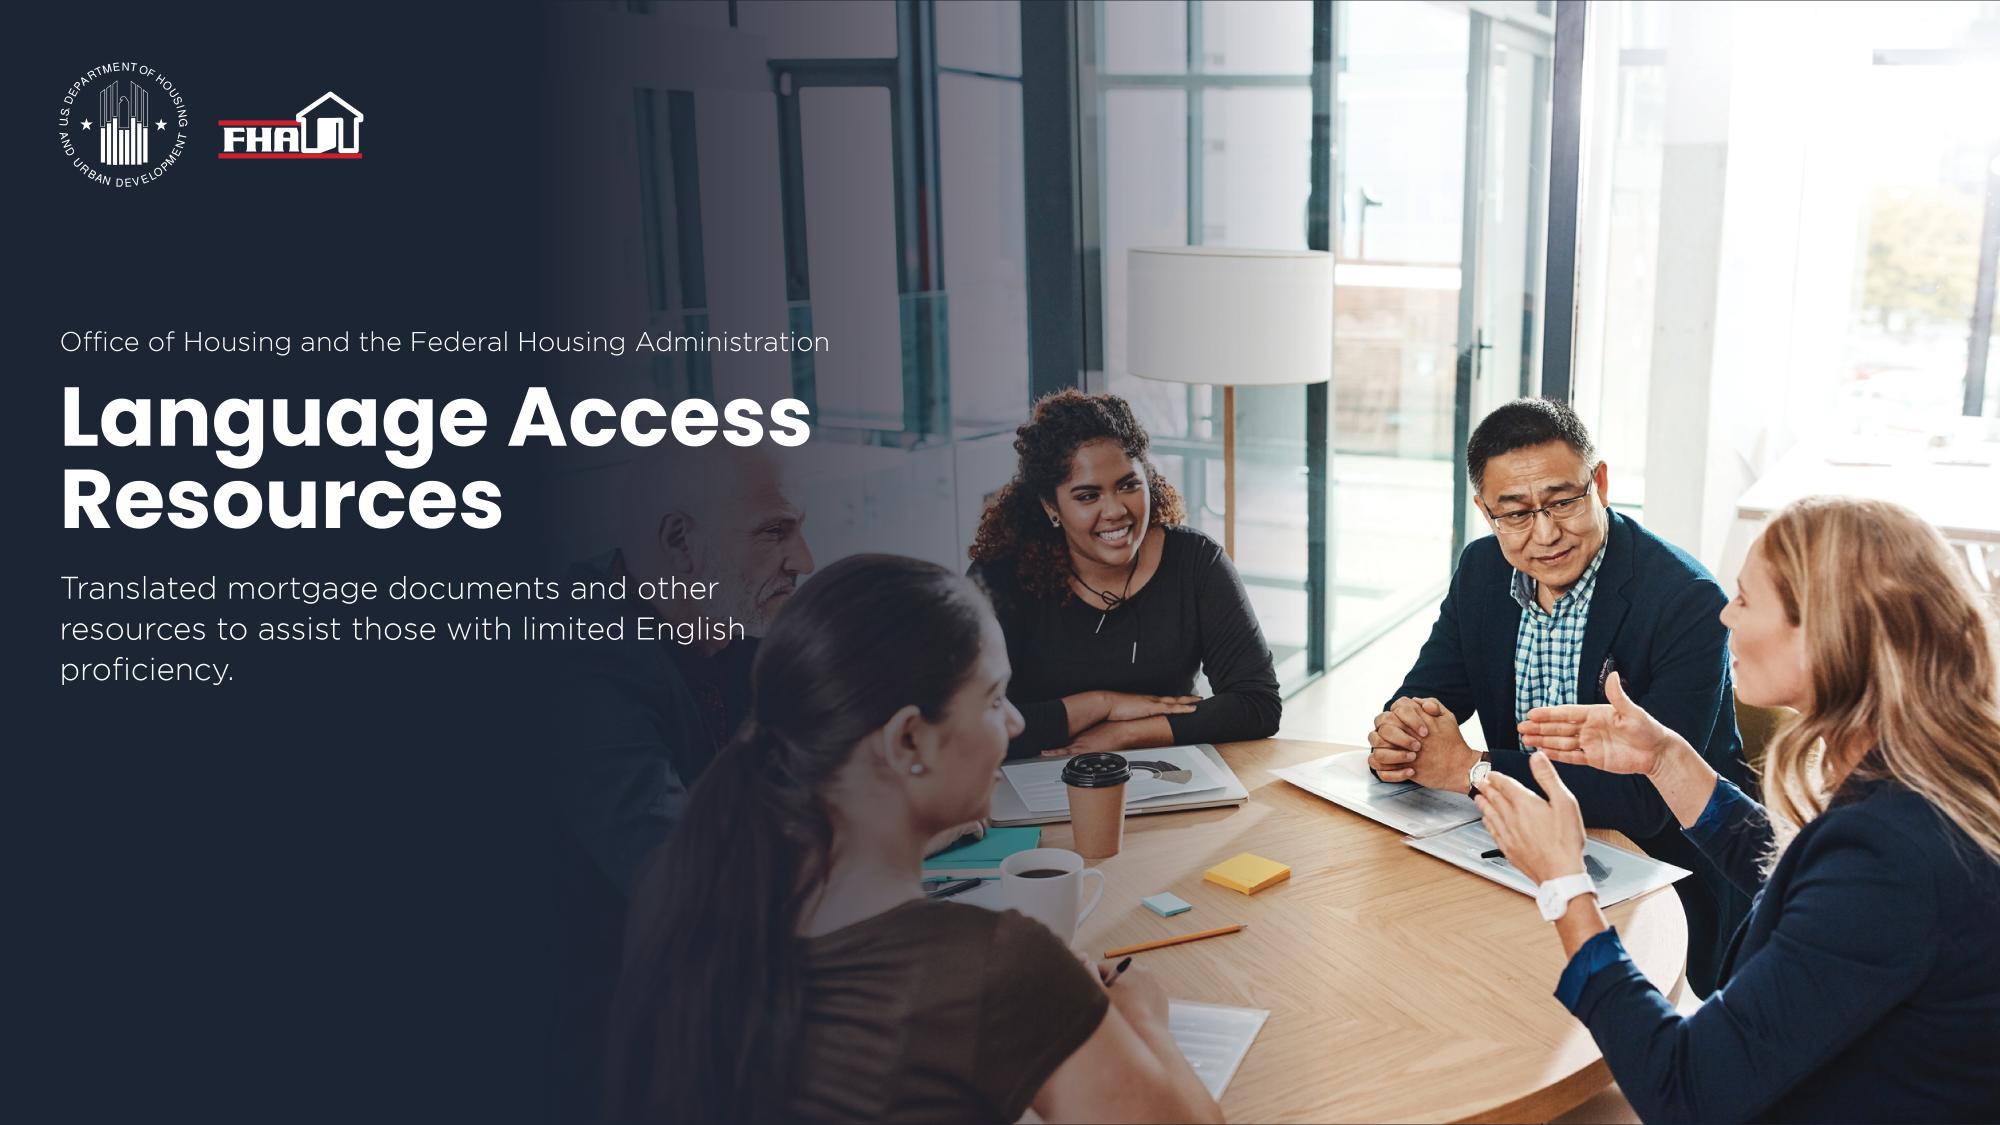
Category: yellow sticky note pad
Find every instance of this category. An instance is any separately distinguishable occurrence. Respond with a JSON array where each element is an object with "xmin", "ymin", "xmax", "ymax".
[{"xmin": 1204, "ymin": 853, "xmax": 1291, "ymax": 895}]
